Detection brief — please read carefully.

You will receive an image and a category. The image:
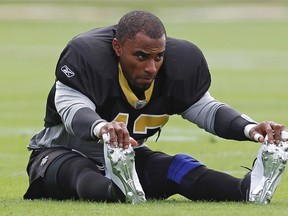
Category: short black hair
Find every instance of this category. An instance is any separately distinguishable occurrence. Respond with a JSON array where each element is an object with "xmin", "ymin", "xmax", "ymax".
[{"xmin": 116, "ymin": 10, "xmax": 166, "ymax": 44}]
